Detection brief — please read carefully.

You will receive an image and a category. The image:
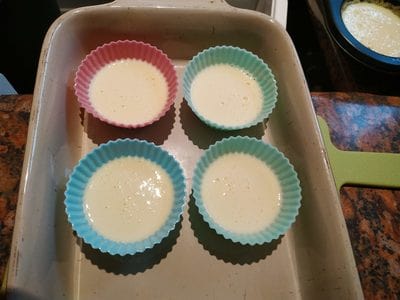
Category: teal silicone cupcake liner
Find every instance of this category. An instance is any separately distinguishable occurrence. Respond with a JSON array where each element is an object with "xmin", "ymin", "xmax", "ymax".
[
  {"xmin": 183, "ymin": 46, "xmax": 278, "ymax": 130},
  {"xmin": 192, "ymin": 136, "xmax": 301, "ymax": 245},
  {"xmin": 64, "ymin": 139, "xmax": 186, "ymax": 256}
]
